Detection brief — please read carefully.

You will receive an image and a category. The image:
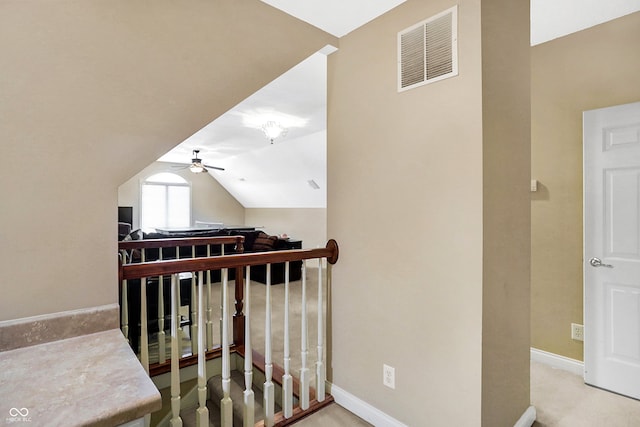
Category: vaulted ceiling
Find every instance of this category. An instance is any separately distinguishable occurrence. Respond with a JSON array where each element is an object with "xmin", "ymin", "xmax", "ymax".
[{"xmin": 157, "ymin": 0, "xmax": 640, "ymax": 209}]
